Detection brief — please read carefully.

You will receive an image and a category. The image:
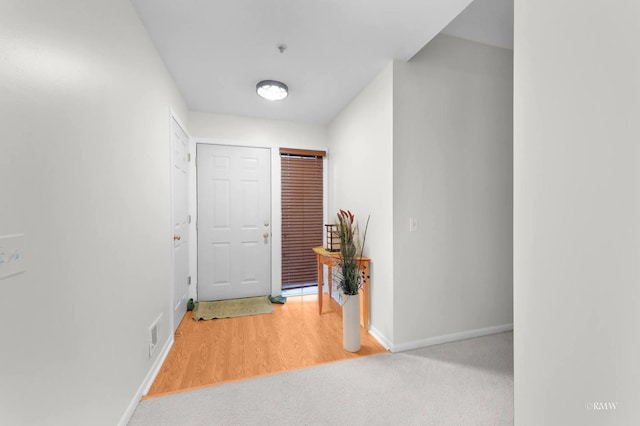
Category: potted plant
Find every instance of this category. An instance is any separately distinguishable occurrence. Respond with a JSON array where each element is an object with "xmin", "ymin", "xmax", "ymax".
[{"xmin": 335, "ymin": 209, "xmax": 369, "ymax": 352}]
